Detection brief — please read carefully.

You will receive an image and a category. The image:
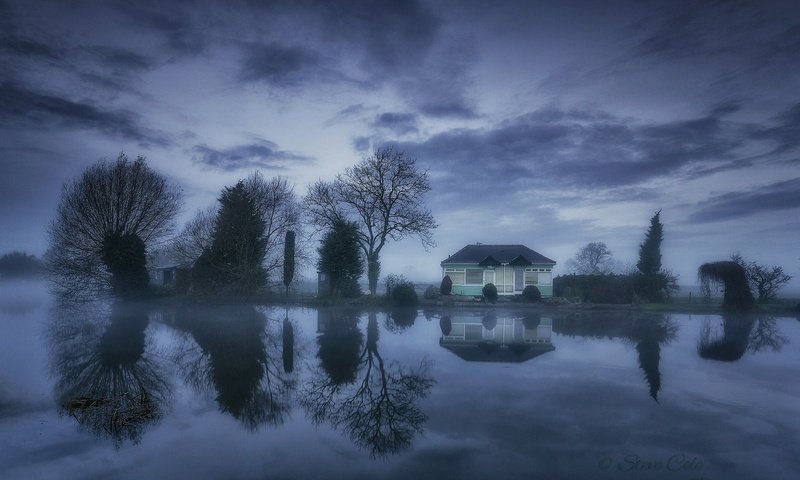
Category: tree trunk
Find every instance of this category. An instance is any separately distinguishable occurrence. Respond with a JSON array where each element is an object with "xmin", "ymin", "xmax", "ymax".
[{"xmin": 367, "ymin": 253, "xmax": 380, "ymax": 295}]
